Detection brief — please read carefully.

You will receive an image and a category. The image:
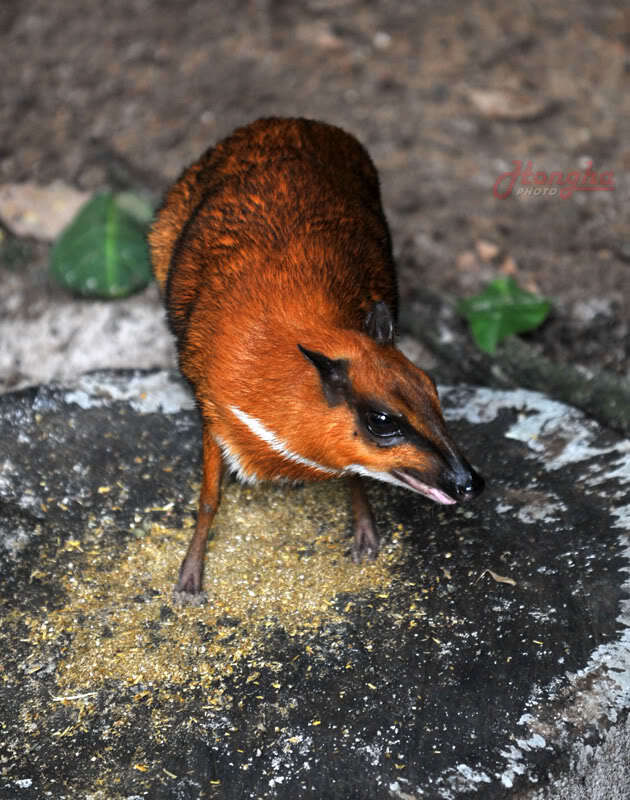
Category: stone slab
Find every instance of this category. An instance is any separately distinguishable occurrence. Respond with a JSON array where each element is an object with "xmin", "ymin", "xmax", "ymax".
[{"xmin": 1, "ymin": 370, "xmax": 629, "ymax": 799}]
